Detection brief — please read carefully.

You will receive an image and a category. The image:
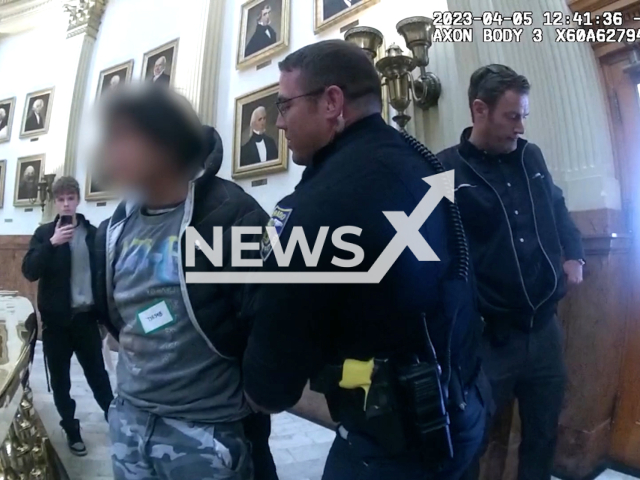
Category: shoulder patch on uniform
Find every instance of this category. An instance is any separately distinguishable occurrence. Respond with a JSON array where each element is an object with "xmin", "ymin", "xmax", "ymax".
[{"xmin": 261, "ymin": 206, "xmax": 293, "ymax": 262}]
